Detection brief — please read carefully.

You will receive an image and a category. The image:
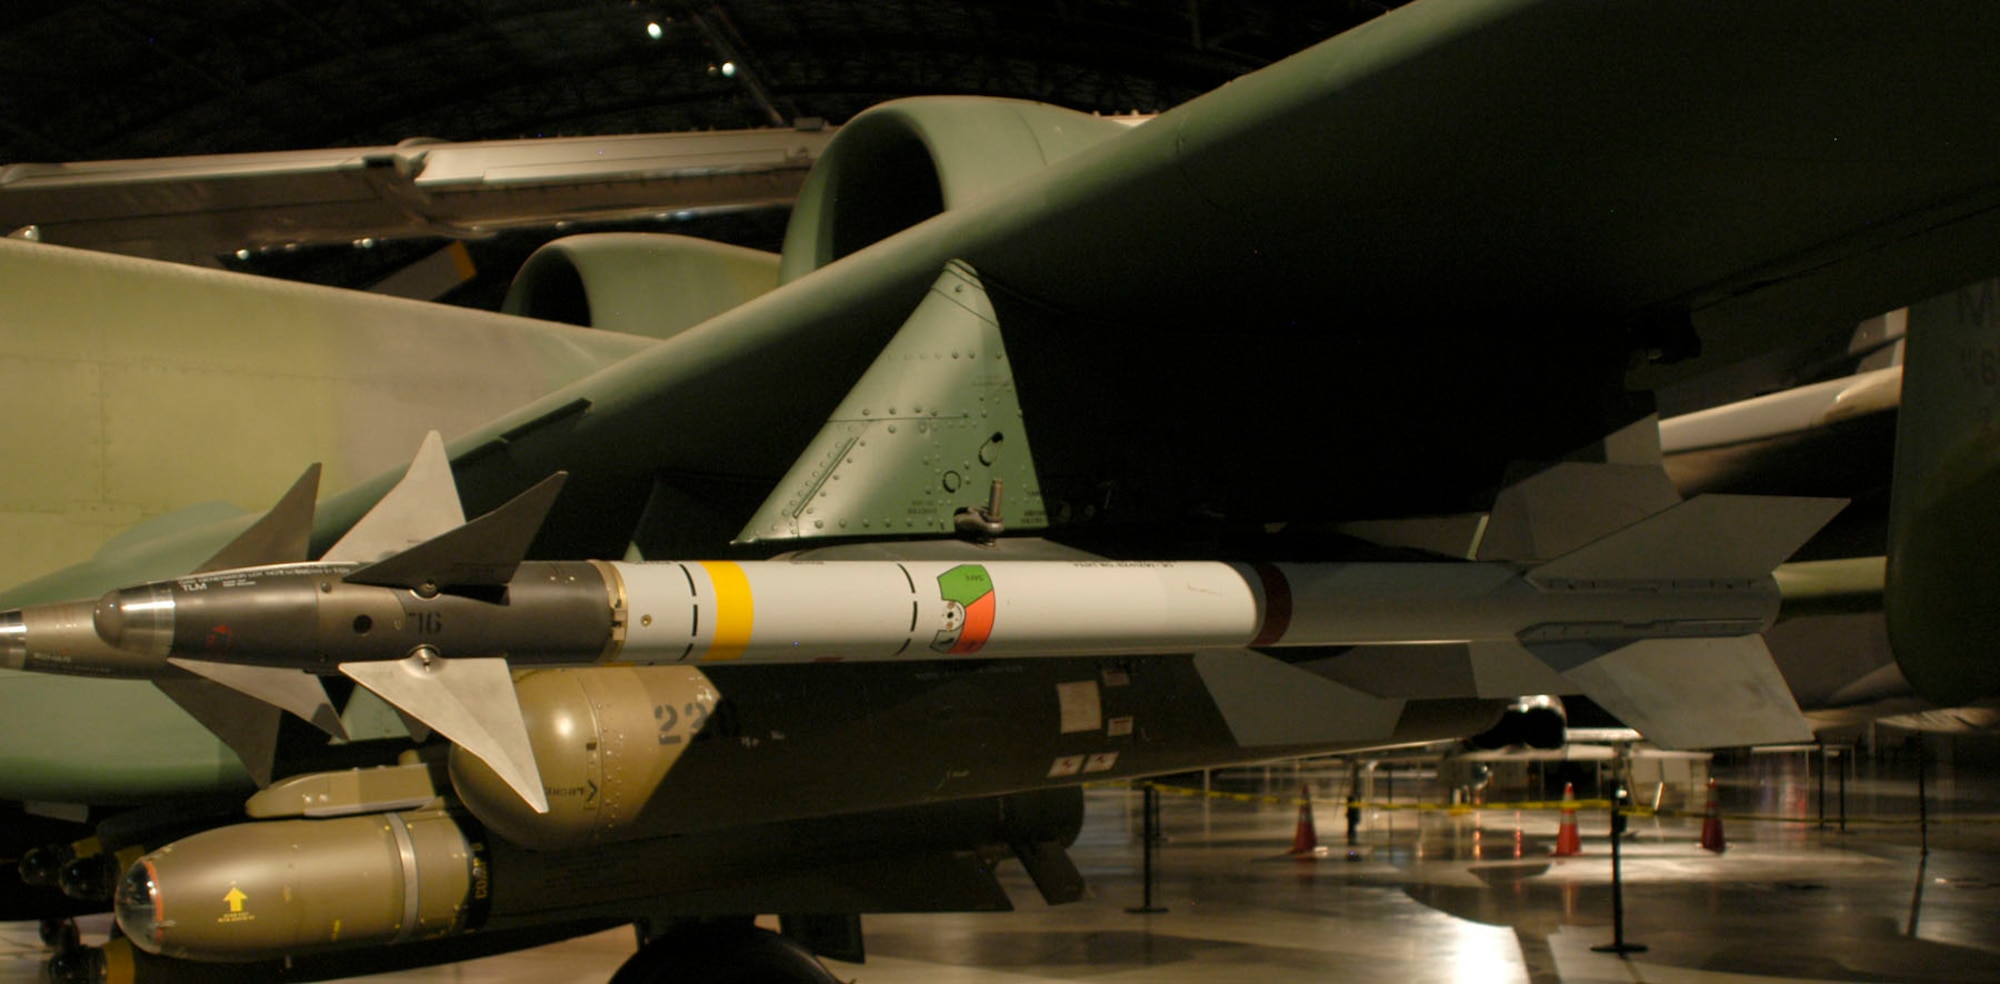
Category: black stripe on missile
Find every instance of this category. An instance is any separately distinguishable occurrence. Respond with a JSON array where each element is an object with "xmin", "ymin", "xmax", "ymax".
[{"xmin": 1249, "ymin": 562, "xmax": 1291, "ymax": 646}]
